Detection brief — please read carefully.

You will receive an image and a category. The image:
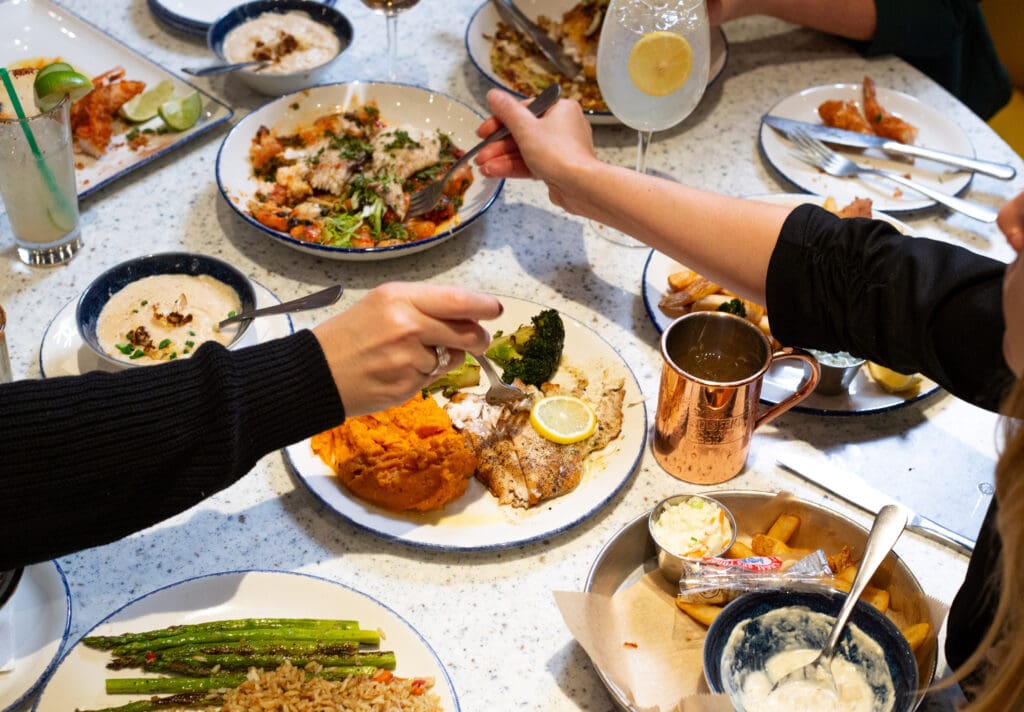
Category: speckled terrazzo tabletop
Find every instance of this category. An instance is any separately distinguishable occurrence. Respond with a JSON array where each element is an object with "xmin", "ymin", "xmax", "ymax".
[{"xmin": 2, "ymin": 1, "xmax": 1022, "ymax": 710}]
